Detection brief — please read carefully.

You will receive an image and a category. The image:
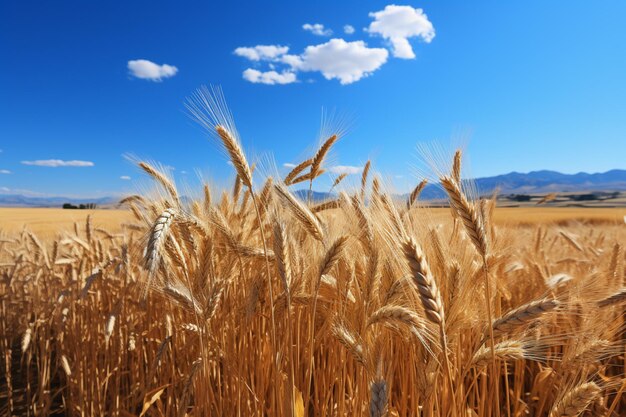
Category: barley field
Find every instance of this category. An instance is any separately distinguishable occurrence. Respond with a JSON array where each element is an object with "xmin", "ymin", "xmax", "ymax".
[{"xmin": 1, "ymin": 94, "xmax": 625, "ymax": 417}]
